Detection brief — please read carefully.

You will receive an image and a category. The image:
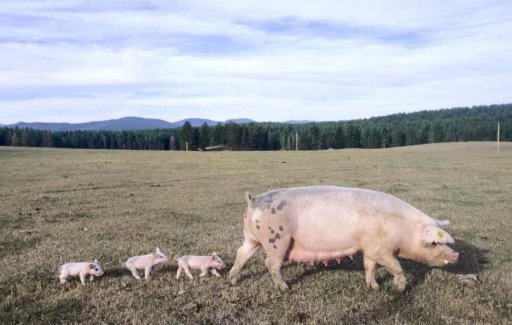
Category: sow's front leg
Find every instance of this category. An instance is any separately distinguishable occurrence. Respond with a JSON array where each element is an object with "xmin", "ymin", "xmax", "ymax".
[{"xmin": 365, "ymin": 251, "xmax": 407, "ymax": 292}]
